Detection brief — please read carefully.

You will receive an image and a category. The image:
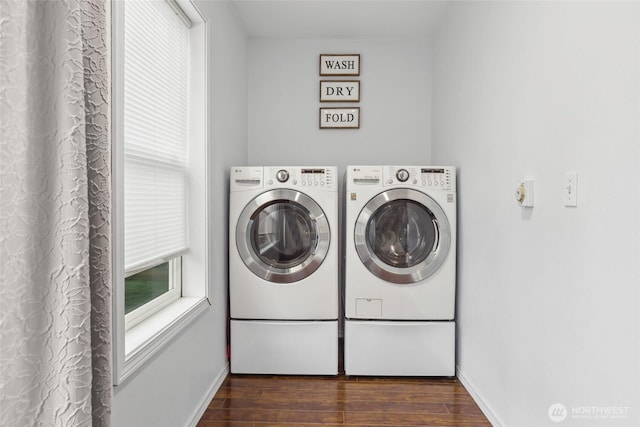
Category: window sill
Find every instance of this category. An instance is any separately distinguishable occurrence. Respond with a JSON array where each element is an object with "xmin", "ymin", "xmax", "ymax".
[{"xmin": 117, "ymin": 296, "xmax": 209, "ymax": 384}]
